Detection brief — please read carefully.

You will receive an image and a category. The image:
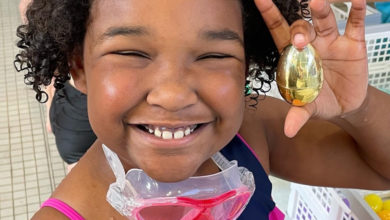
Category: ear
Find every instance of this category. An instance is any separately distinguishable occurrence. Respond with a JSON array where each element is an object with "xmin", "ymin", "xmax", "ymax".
[{"xmin": 69, "ymin": 54, "xmax": 88, "ymax": 94}]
